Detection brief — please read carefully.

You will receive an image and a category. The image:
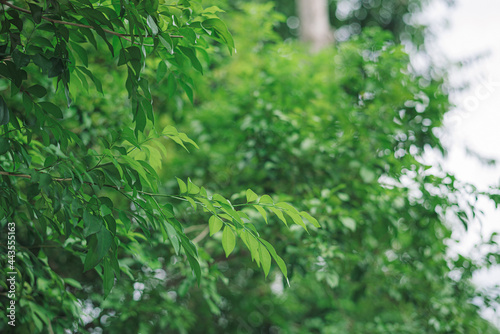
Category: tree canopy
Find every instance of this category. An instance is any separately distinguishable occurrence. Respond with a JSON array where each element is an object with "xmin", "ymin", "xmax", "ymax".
[{"xmin": 0, "ymin": 0, "xmax": 499, "ymax": 333}]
